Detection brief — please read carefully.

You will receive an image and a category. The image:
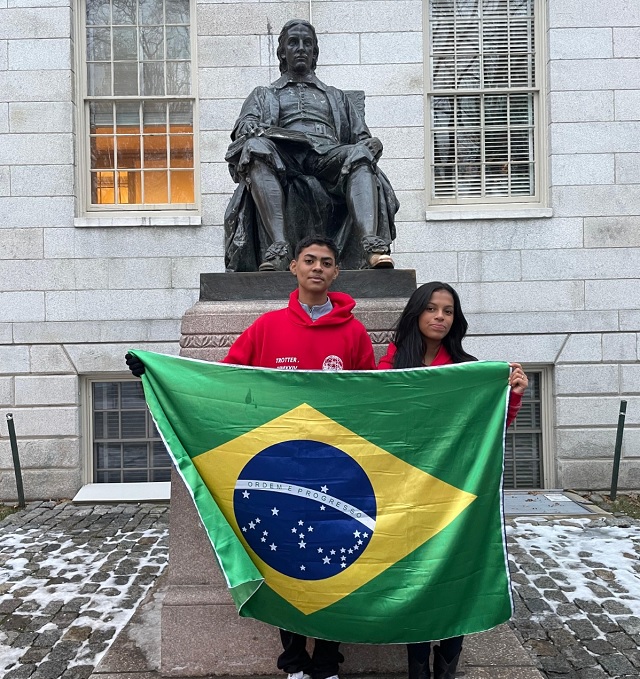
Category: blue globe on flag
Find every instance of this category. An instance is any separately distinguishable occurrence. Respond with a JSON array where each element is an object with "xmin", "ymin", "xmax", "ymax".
[{"xmin": 233, "ymin": 440, "xmax": 377, "ymax": 580}]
